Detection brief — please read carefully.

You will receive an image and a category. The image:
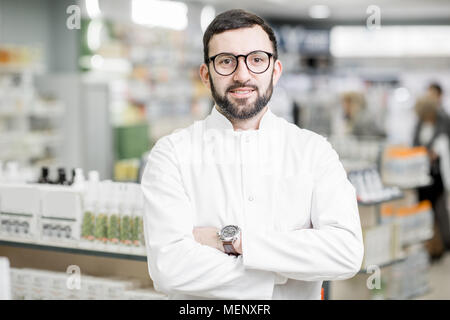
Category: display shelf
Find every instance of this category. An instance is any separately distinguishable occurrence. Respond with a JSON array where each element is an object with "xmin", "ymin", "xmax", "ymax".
[
  {"xmin": 402, "ymin": 234, "xmax": 434, "ymax": 248},
  {"xmin": 0, "ymin": 65, "xmax": 44, "ymax": 74},
  {"xmin": 384, "ymin": 180, "xmax": 433, "ymax": 190},
  {"xmin": 357, "ymin": 194, "xmax": 404, "ymax": 207},
  {"xmin": 359, "ymin": 257, "xmax": 407, "ymax": 274},
  {"xmin": 0, "ymin": 62, "xmax": 64, "ymax": 166},
  {"xmin": 0, "ymin": 108, "xmax": 64, "ymax": 118},
  {"xmin": 409, "ymin": 288, "xmax": 432, "ymax": 300},
  {"xmin": 0, "ymin": 237, "xmax": 147, "ymax": 261}
]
